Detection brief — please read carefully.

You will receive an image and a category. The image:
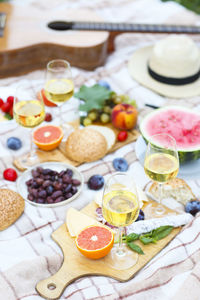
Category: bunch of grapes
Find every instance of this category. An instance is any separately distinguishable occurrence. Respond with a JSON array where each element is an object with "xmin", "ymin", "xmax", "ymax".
[{"xmin": 82, "ymin": 93, "xmax": 131, "ymax": 126}]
